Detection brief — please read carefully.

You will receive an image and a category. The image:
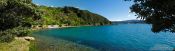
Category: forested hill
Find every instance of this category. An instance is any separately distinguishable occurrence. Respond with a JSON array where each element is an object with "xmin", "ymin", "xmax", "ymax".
[
  {"xmin": 0, "ymin": 0, "xmax": 111, "ymax": 42},
  {"xmin": 34, "ymin": 6, "xmax": 111, "ymax": 26}
]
